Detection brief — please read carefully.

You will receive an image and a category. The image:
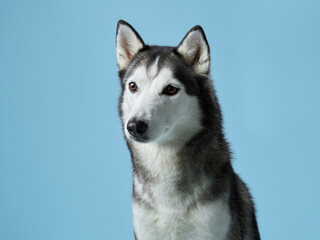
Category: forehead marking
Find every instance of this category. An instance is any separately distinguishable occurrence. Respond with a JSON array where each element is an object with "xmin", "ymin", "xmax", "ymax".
[
  {"xmin": 147, "ymin": 57, "xmax": 160, "ymax": 80},
  {"xmin": 126, "ymin": 59, "xmax": 178, "ymax": 87}
]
